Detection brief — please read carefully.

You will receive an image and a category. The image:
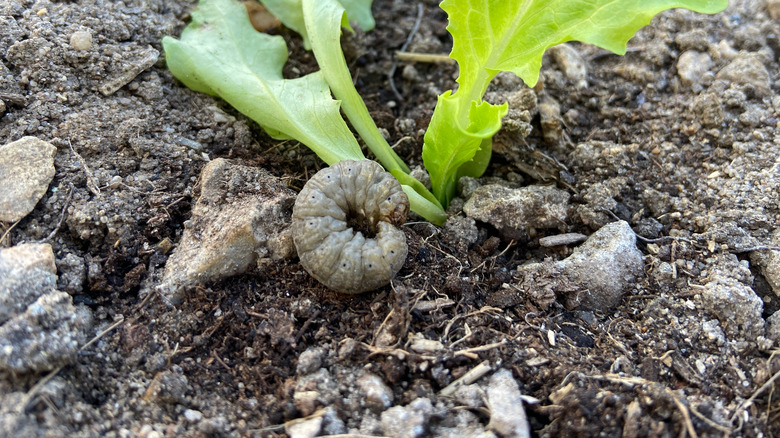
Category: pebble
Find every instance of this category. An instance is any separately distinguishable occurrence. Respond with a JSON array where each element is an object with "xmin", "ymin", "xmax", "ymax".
[
  {"xmin": 69, "ymin": 31, "xmax": 92, "ymax": 51},
  {"xmin": 286, "ymin": 416, "xmax": 322, "ymax": 438},
  {"xmin": 676, "ymin": 50, "xmax": 713, "ymax": 89},
  {"xmin": 0, "ymin": 136, "xmax": 57, "ymax": 223},
  {"xmin": 143, "ymin": 367, "xmax": 189, "ymax": 405},
  {"xmin": 296, "ymin": 347, "xmax": 323, "ymax": 375},
  {"xmin": 766, "ymin": 311, "xmax": 780, "ymax": 344},
  {"xmin": 158, "ymin": 158, "xmax": 296, "ymax": 305},
  {"xmin": 463, "ymin": 184, "xmax": 570, "ymax": 240},
  {"xmin": 183, "ymin": 409, "xmax": 203, "ymax": 424},
  {"xmin": 0, "ymin": 243, "xmax": 57, "ymax": 324},
  {"xmin": 357, "ymin": 372, "xmax": 394, "ymax": 411},
  {"xmin": 380, "ymin": 397, "xmax": 433, "ymax": 438},
  {"xmin": 716, "ymin": 53, "xmax": 771, "ymax": 93},
  {"xmin": 486, "ymin": 369, "xmax": 530, "ymax": 438},
  {"xmin": 701, "ymin": 273, "xmax": 764, "ymax": 340}
]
